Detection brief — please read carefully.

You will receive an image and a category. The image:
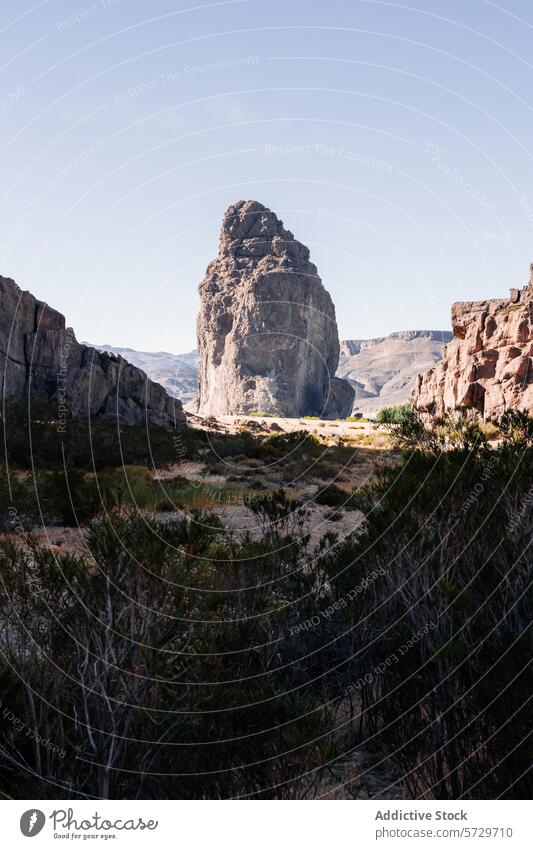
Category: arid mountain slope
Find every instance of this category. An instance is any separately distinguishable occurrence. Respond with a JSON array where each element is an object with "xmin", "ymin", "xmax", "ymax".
[
  {"xmin": 338, "ymin": 330, "xmax": 452, "ymax": 416},
  {"xmin": 91, "ymin": 329, "xmax": 453, "ymax": 418},
  {"xmin": 88, "ymin": 344, "xmax": 199, "ymax": 404}
]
